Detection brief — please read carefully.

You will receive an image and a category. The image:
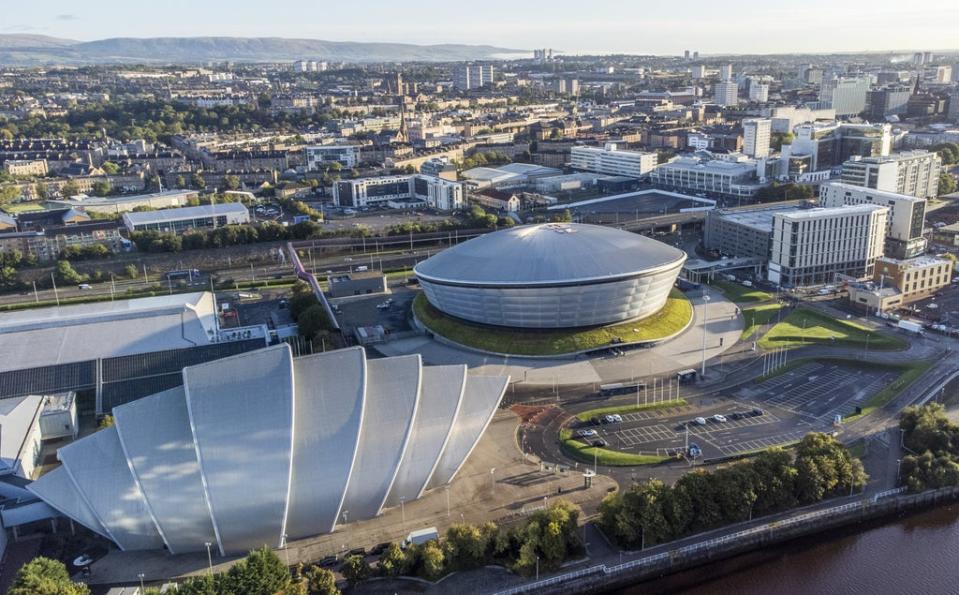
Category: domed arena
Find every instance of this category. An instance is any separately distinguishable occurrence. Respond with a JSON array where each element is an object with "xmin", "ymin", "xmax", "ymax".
[{"xmin": 414, "ymin": 223, "xmax": 687, "ymax": 329}]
